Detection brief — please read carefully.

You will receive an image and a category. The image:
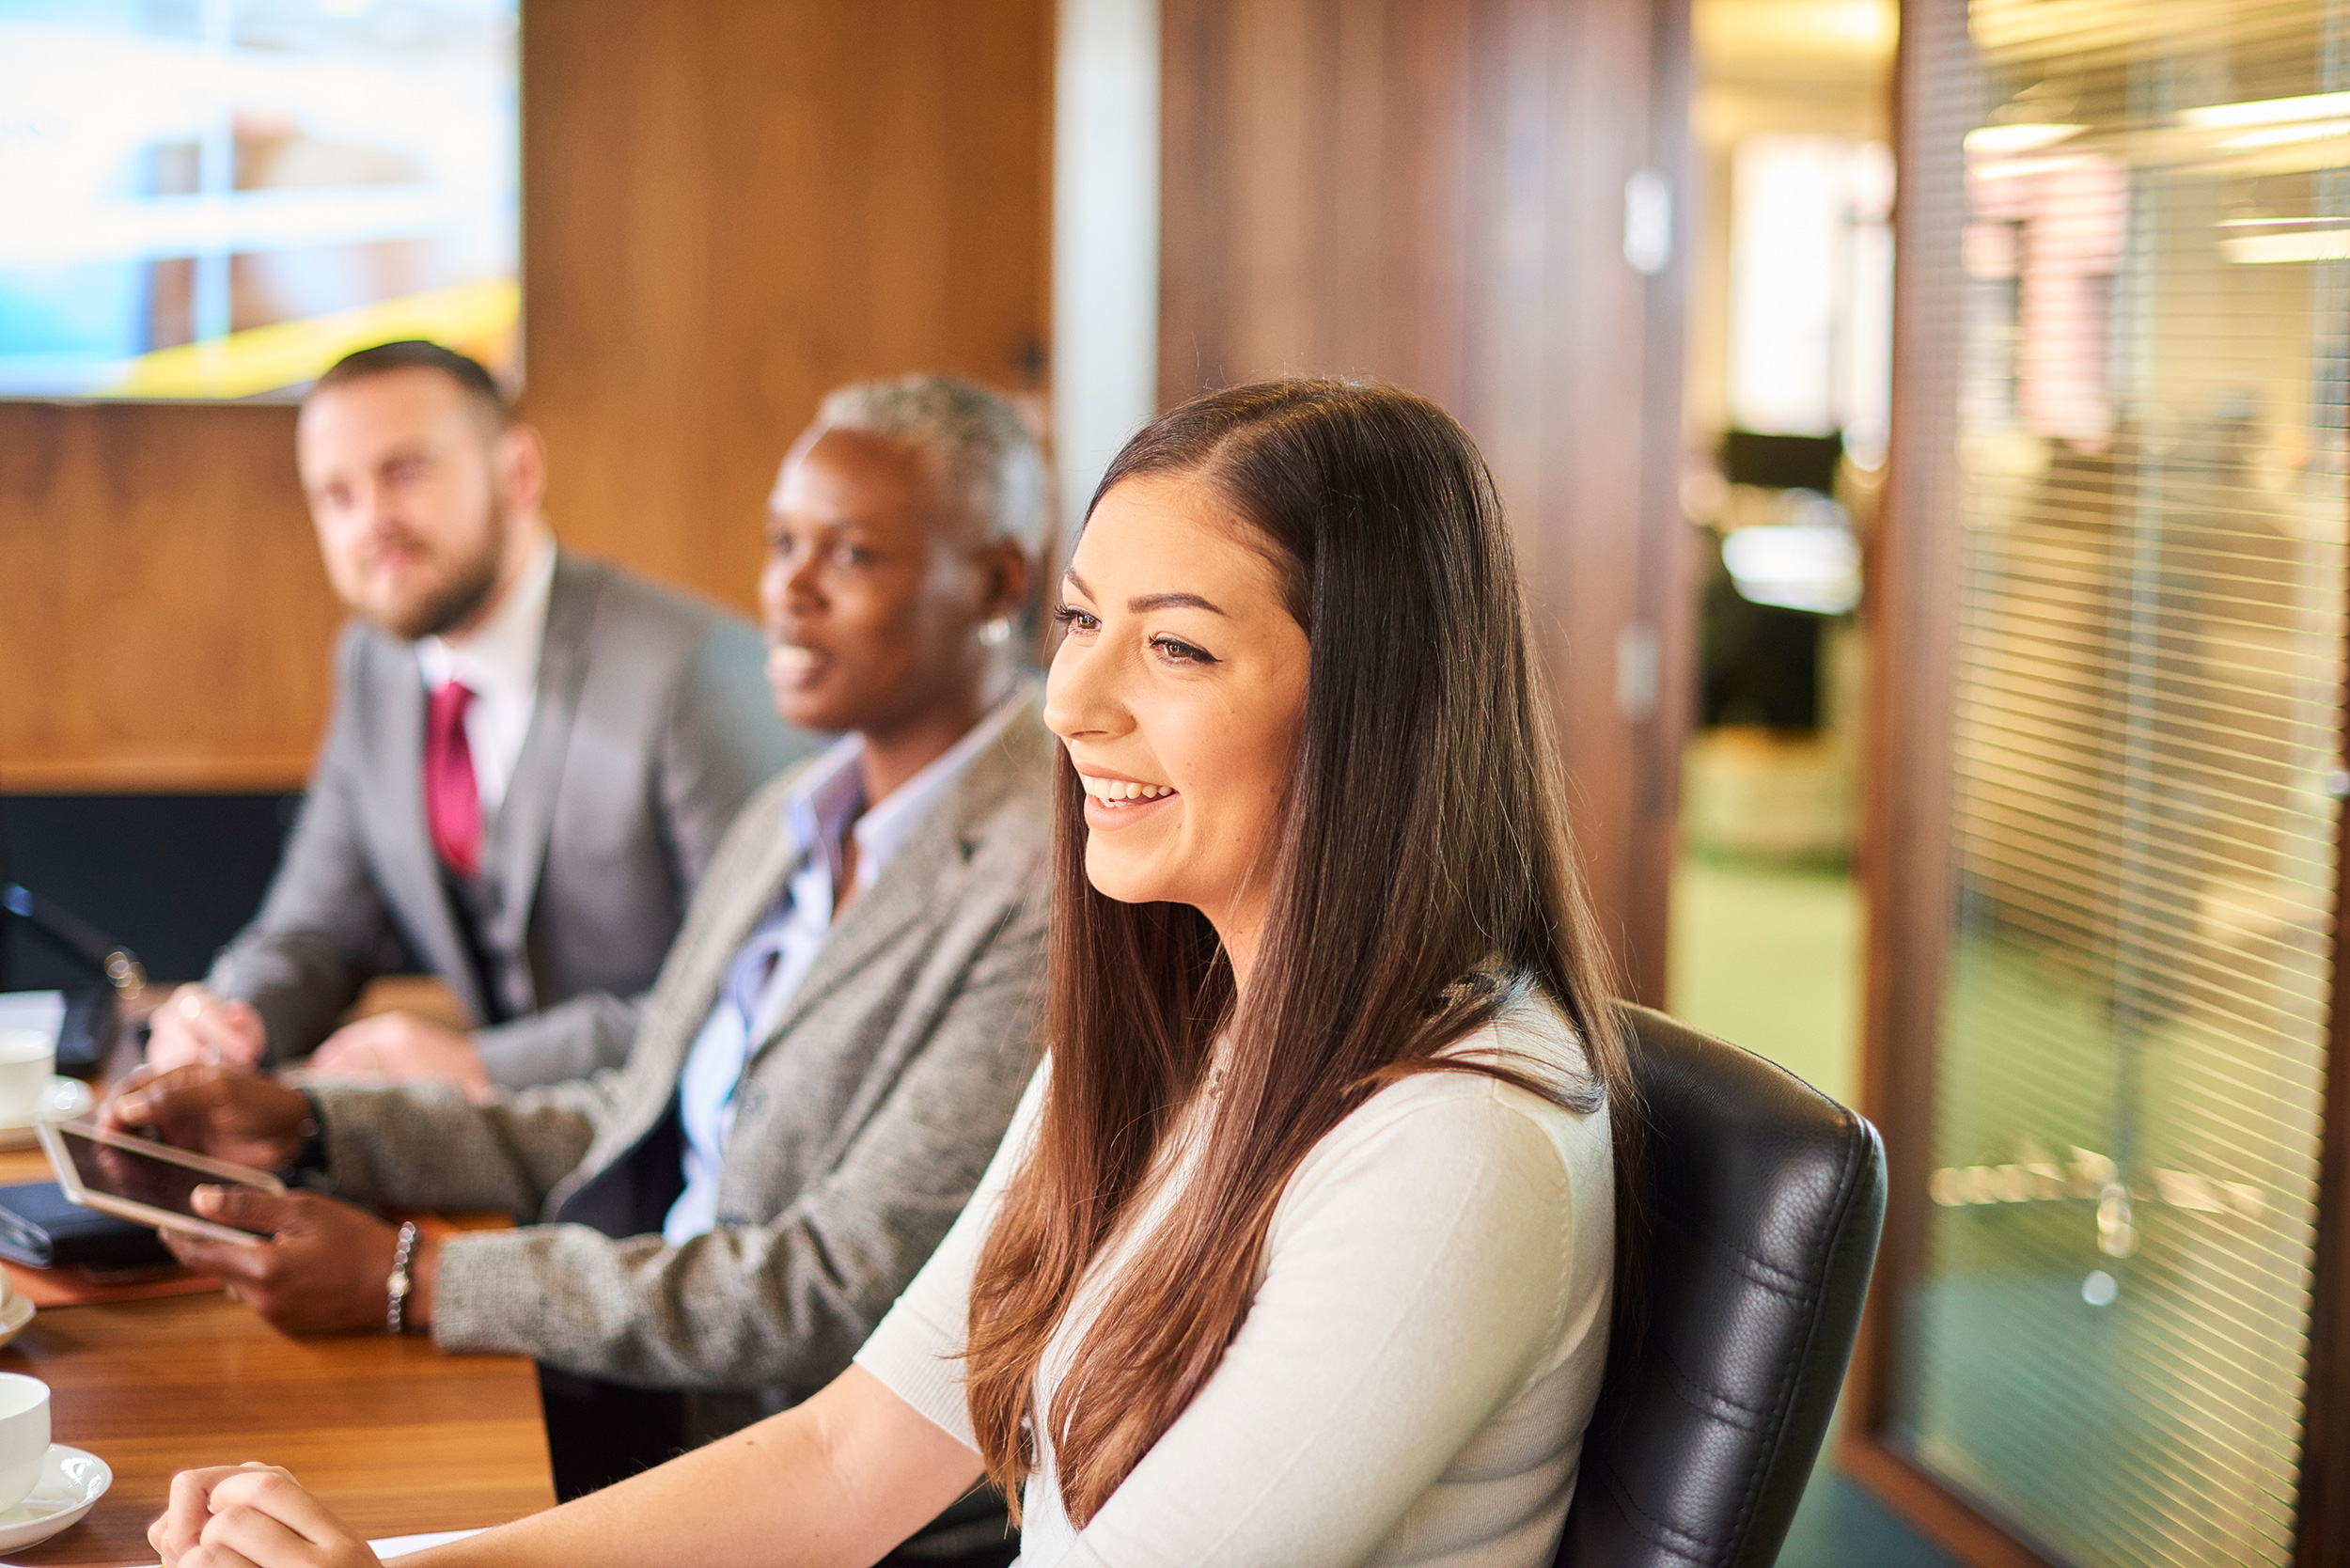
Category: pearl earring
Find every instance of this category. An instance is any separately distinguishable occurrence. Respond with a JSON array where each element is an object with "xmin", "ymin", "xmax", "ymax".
[{"xmin": 979, "ymin": 618, "xmax": 1013, "ymax": 648}]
